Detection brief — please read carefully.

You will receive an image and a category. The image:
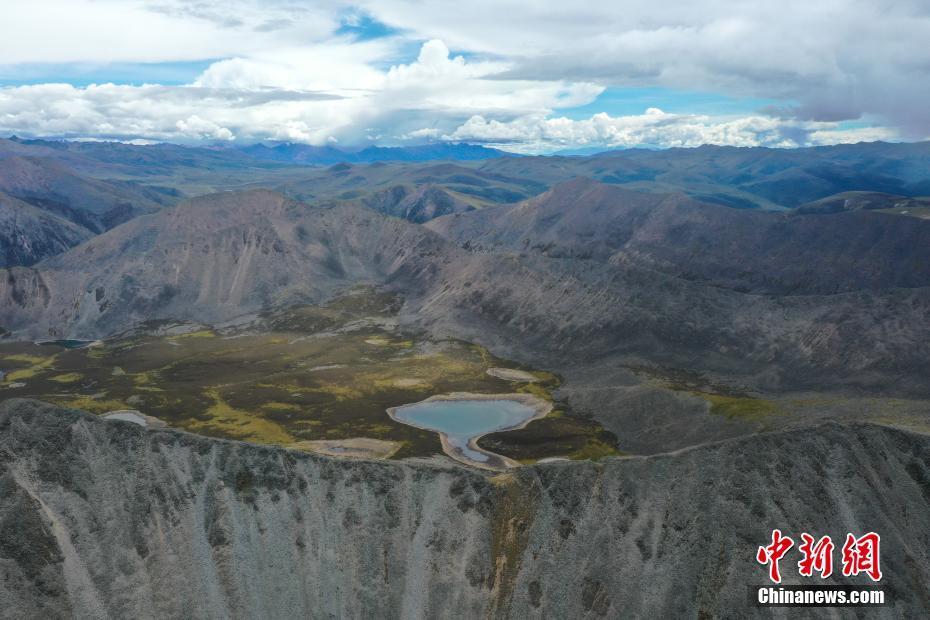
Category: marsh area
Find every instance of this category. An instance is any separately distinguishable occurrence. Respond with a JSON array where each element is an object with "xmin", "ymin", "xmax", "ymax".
[{"xmin": 0, "ymin": 289, "xmax": 620, "ymax": 465}]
